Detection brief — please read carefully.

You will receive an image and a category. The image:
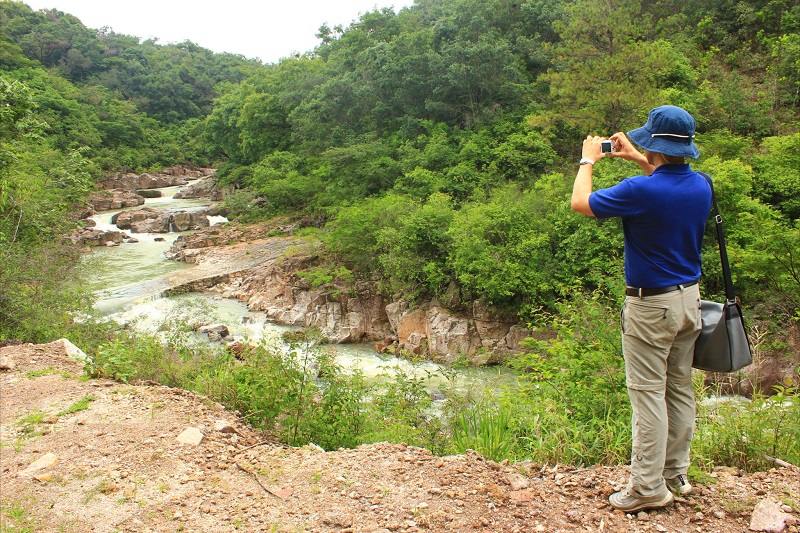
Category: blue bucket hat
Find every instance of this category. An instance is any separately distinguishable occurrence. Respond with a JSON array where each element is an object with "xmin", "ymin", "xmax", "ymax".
[{"xmin": 627, "ymin": 105, "xmax": 700, "ymax": 159}]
